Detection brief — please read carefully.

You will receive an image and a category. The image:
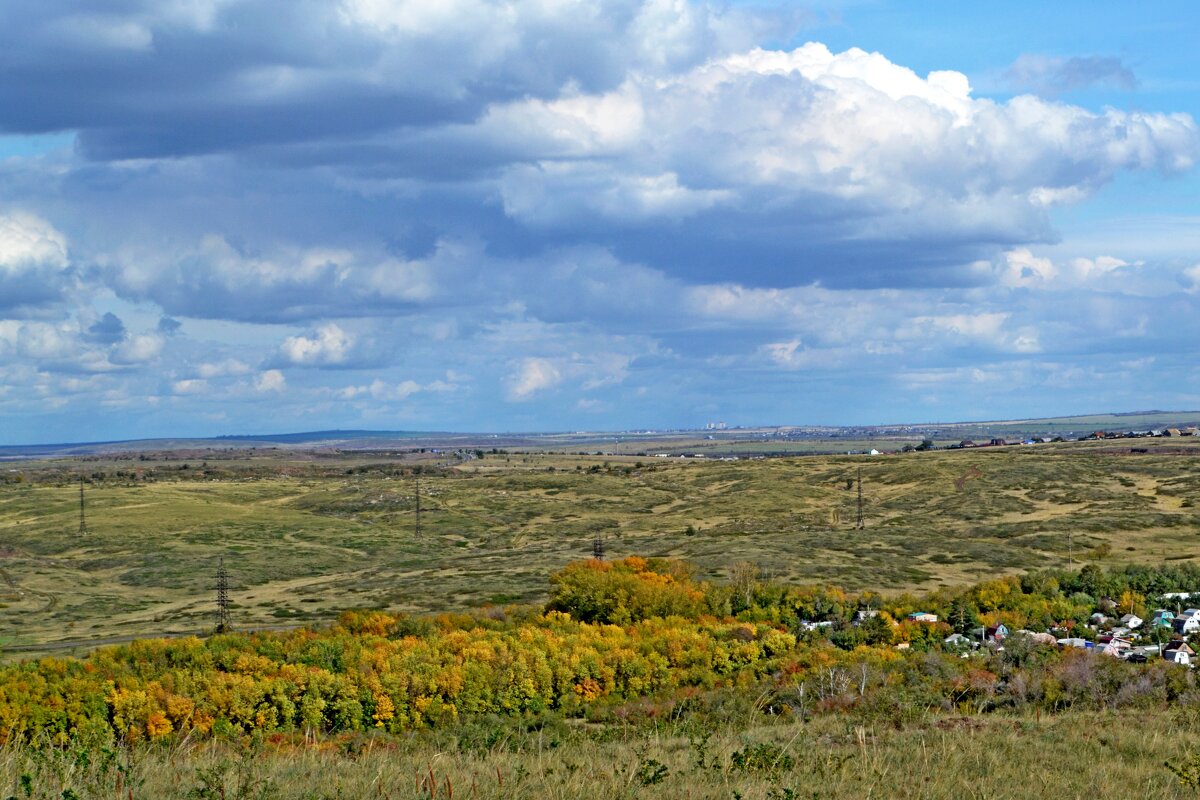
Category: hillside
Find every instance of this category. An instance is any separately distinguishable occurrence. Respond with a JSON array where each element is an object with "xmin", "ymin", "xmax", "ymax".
[
  {"xmin": 4, "ymin": 409, "xmax": 1200, "ymax": 458},
  {"xmin": 2, "ymin": 439, "xmax": 1199, "ymax": 653}
]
